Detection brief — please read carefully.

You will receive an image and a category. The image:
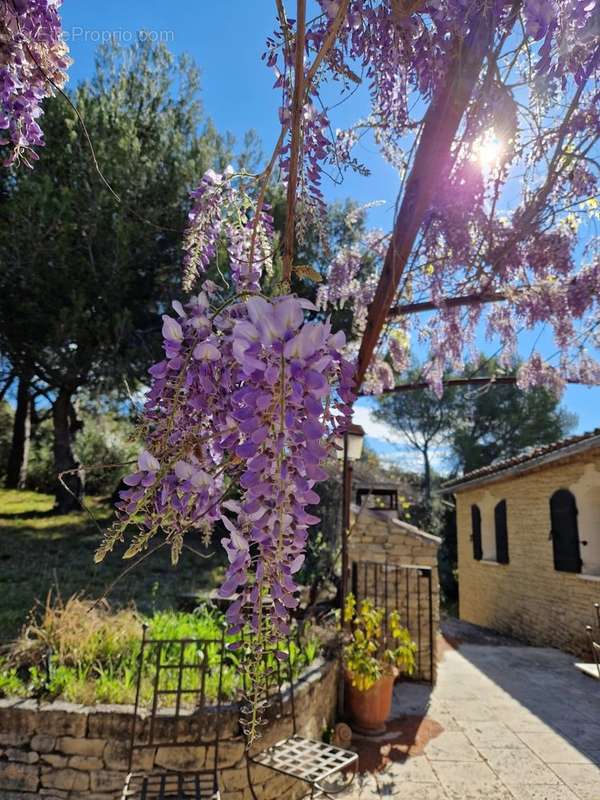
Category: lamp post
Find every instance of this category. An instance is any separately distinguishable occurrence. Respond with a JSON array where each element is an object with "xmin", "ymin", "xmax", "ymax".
[{"xmin": 337, "ymin": 423, "xmax": 365, "ymax": 620}]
